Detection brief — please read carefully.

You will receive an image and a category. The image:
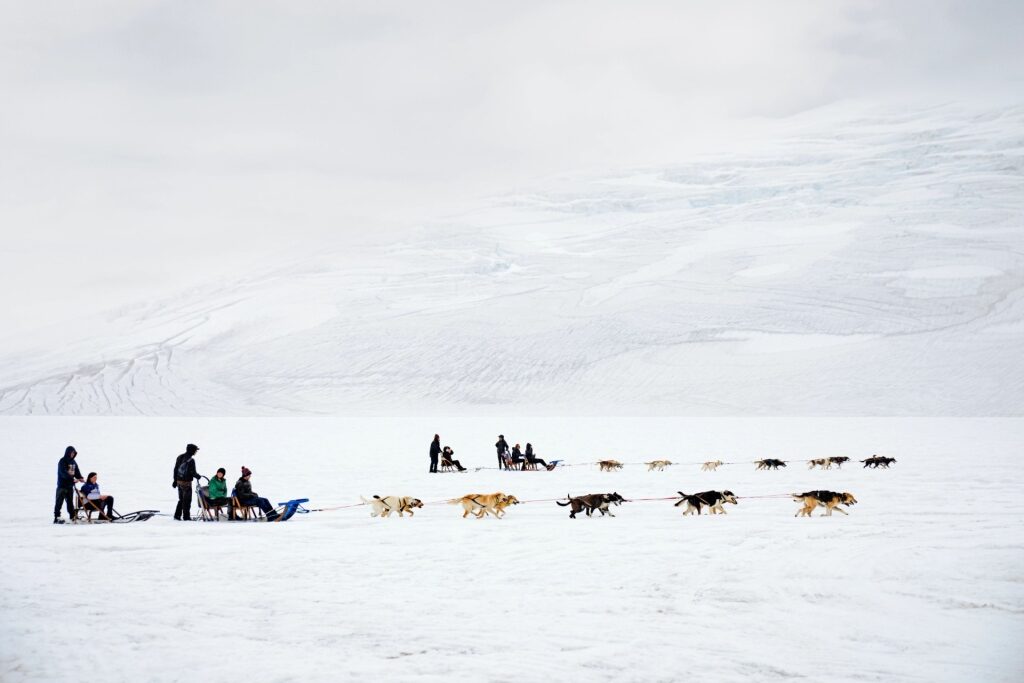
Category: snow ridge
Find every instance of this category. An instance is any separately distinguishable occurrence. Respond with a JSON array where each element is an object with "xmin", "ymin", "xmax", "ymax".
[{"xmin": 3, "ymin": 105, "xmax": 1023, "ymax": 415}]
